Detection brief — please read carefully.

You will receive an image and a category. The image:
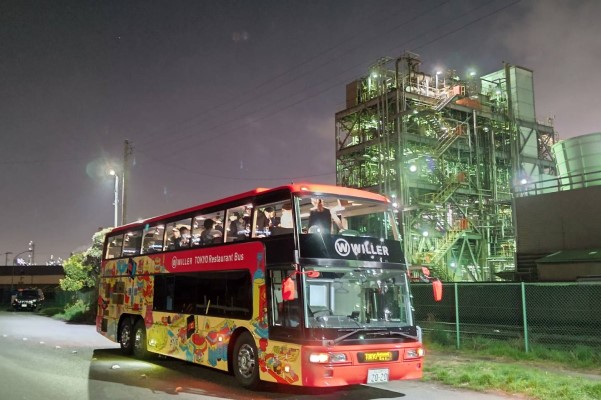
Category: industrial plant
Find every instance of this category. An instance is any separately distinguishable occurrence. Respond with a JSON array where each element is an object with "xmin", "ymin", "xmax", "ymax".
[{"xmin": 335, "ymin": 52, "xmax": 558, "ymax": 281}]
